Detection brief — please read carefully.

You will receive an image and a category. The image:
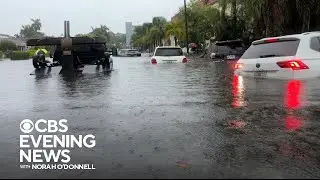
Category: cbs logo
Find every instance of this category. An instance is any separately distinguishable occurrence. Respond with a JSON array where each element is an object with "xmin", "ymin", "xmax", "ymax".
[{"xmin": 20, "ymin": 119, "xmax": 68, "ymax": 134}]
